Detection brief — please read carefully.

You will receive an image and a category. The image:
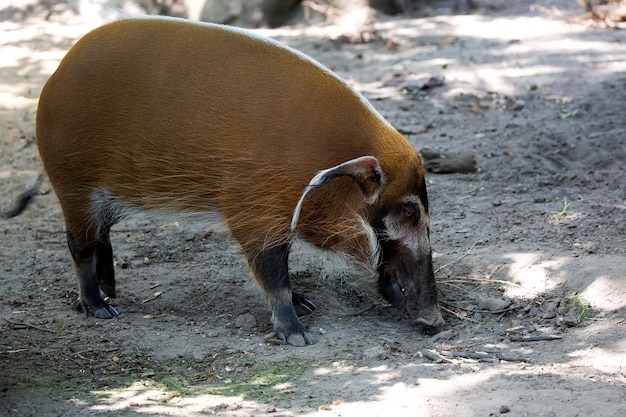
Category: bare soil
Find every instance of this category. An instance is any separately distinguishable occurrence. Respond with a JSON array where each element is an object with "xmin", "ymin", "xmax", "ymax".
[{"xmin": 1, "ymin": 1, "xmax": 625, "ymax": 416}]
